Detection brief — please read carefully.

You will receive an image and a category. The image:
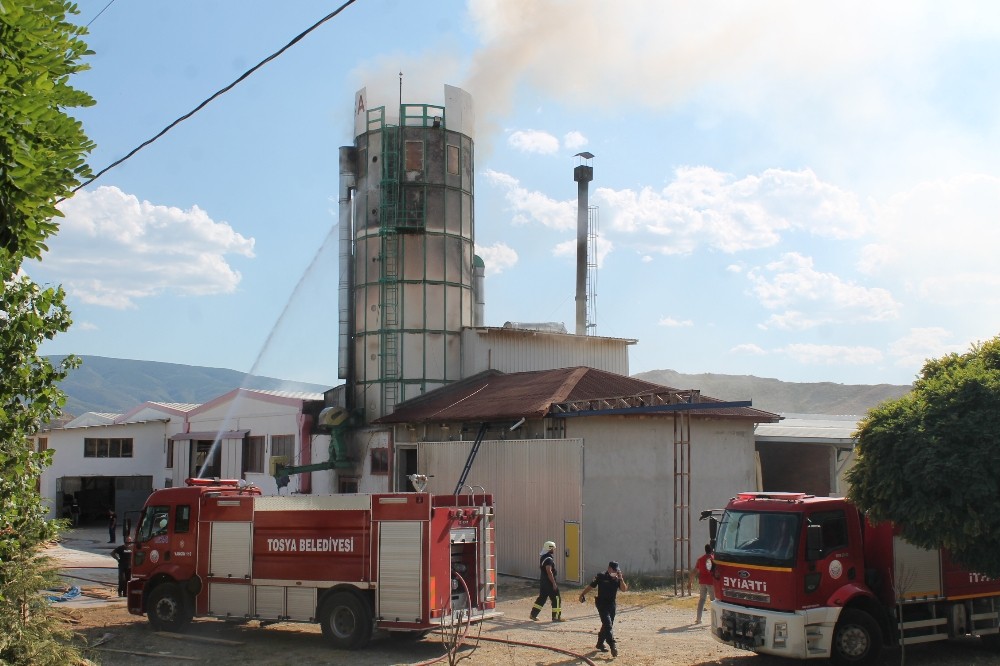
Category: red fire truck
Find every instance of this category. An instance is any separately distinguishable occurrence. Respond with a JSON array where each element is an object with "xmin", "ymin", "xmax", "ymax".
[
  {"xmin": 707, "ymin": 492, "xmax": 1000, "ymax": 664},
  {"xmin": 126, "ymin": 479, "xmax": 498, "ymax": 649}
]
